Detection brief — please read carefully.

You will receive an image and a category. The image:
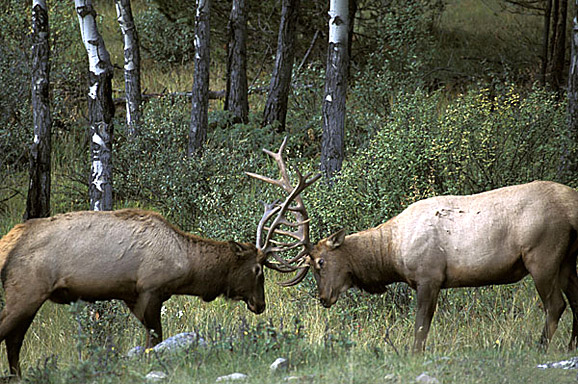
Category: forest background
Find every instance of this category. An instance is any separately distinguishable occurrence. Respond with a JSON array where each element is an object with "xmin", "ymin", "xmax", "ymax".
[{"xmin": 2, "ymin": 0, "xmax": 578, "ymax": 382}]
